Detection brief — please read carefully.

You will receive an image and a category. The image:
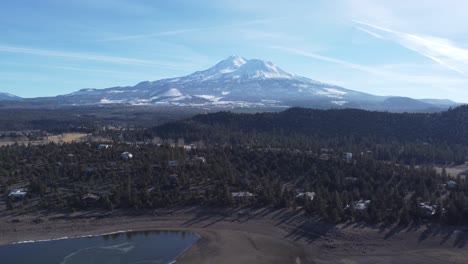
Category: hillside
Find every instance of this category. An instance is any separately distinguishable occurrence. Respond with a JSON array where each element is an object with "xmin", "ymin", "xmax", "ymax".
[
  {"xmin": 149, "ymin": 106, "xmax": 468, "ymax": 164},
  {"xmin": 154, "ymin": 105, "xmax": 468, "ymax": 145}
]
